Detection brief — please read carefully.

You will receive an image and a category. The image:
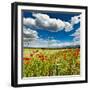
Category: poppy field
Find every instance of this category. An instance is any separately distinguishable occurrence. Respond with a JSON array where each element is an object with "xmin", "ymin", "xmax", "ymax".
[{"xmin": 23, "ymin": 48, "xmax": 80, "ymax": 77}]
